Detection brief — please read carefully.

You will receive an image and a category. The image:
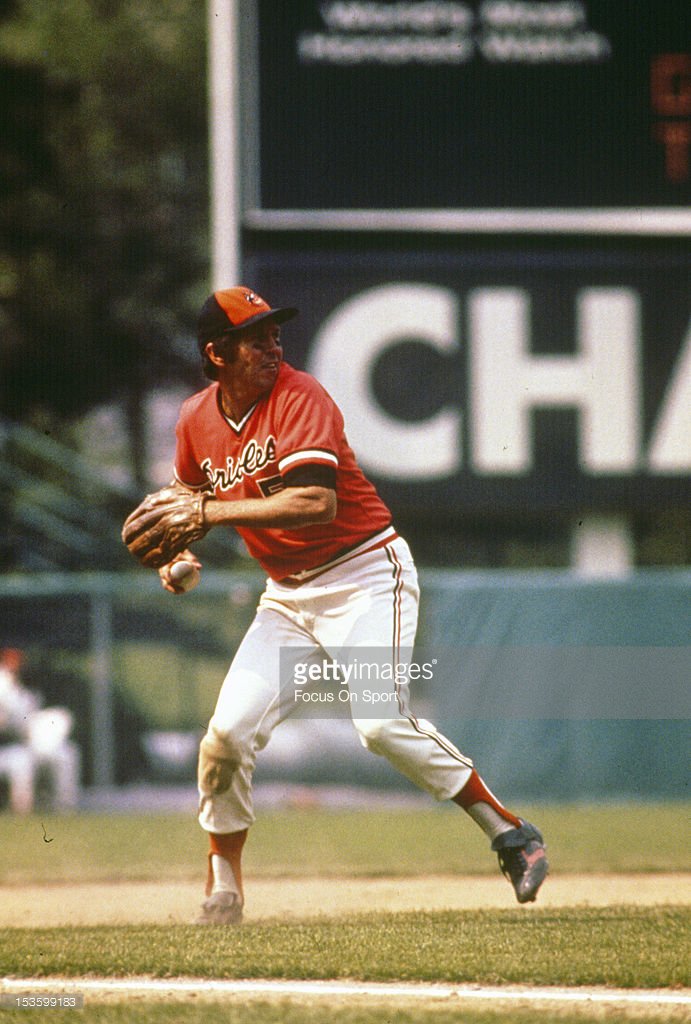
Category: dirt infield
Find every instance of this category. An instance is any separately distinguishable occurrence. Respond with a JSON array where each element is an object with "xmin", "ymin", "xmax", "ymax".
[{"xmin": 2, "ymin": 872, "xmax": 689, "ymax": 927}]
